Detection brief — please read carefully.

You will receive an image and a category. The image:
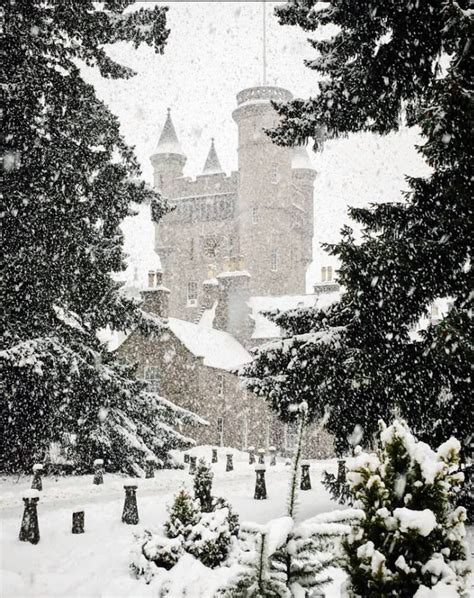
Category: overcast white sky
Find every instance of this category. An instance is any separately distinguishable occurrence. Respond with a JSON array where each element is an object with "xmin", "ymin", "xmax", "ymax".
[{"xmin": 83, "ymin": 1, "xmax": 429, "ymax": 290}]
